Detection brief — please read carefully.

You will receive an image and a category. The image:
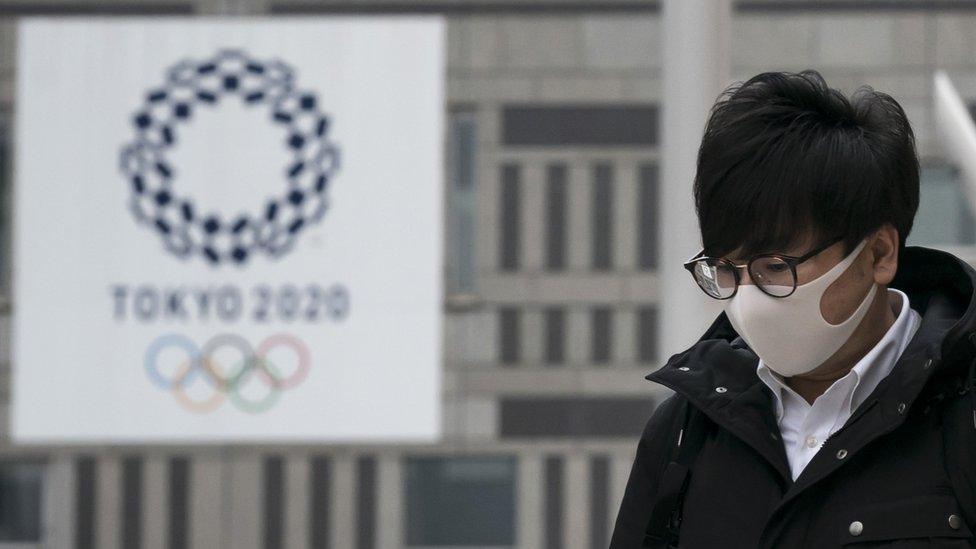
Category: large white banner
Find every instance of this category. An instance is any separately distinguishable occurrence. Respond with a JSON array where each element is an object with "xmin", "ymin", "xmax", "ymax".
[{"xmin": 12, "ymin": 18, "xmax": 445, "ymax": 443}]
